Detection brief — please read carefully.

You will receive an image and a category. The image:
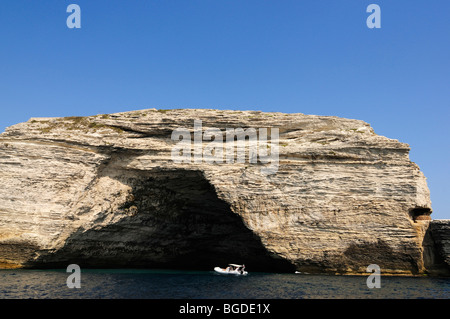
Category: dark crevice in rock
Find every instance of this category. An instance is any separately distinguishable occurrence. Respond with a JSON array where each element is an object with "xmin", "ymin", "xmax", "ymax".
[
  {"xmin": 409, "ymin": 207, "xmax": 432, "ymax": 222},
  {"xmin": 30, "ymin": 169, "xmax": 295, "ymax": 273},
  {"xmin": 107, "ymin": 124, "xmax": 173, "ymax": 138}
]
